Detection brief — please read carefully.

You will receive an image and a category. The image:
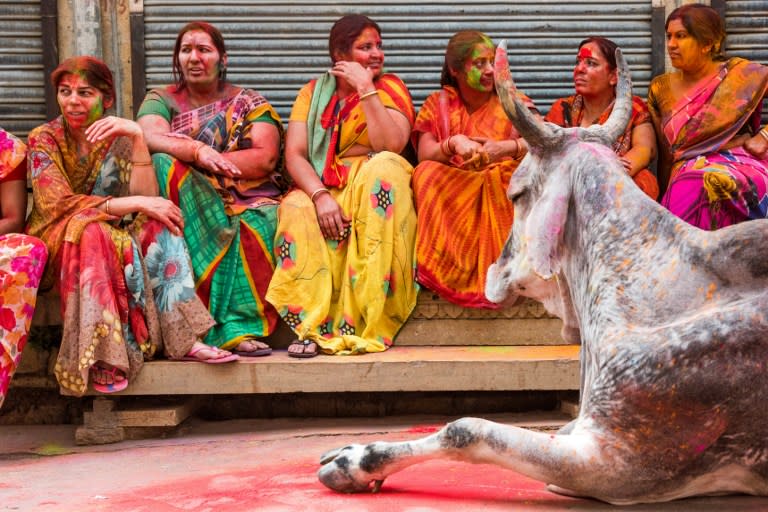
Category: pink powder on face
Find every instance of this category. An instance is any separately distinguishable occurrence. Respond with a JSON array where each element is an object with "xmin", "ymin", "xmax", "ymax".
[{"xmin": 577, "ymin": 47, "xmax": 593, "ymax": 60}]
